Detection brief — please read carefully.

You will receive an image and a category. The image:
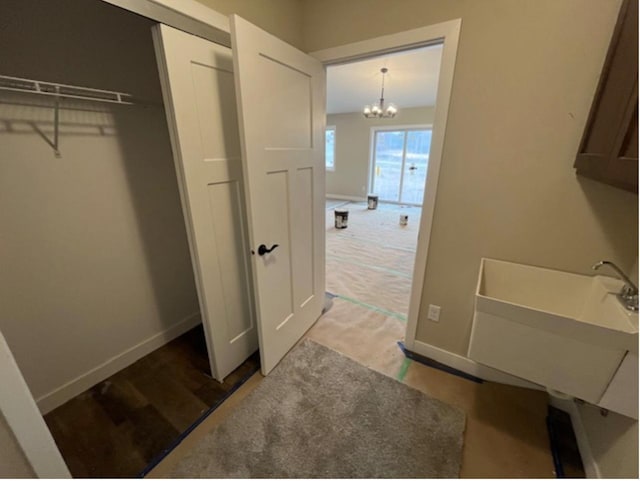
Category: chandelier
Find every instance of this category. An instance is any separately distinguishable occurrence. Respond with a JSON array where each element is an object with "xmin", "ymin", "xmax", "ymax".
[{"xmin": 363, "ymin": 67, "xmax": 398, "ymax": 118}]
